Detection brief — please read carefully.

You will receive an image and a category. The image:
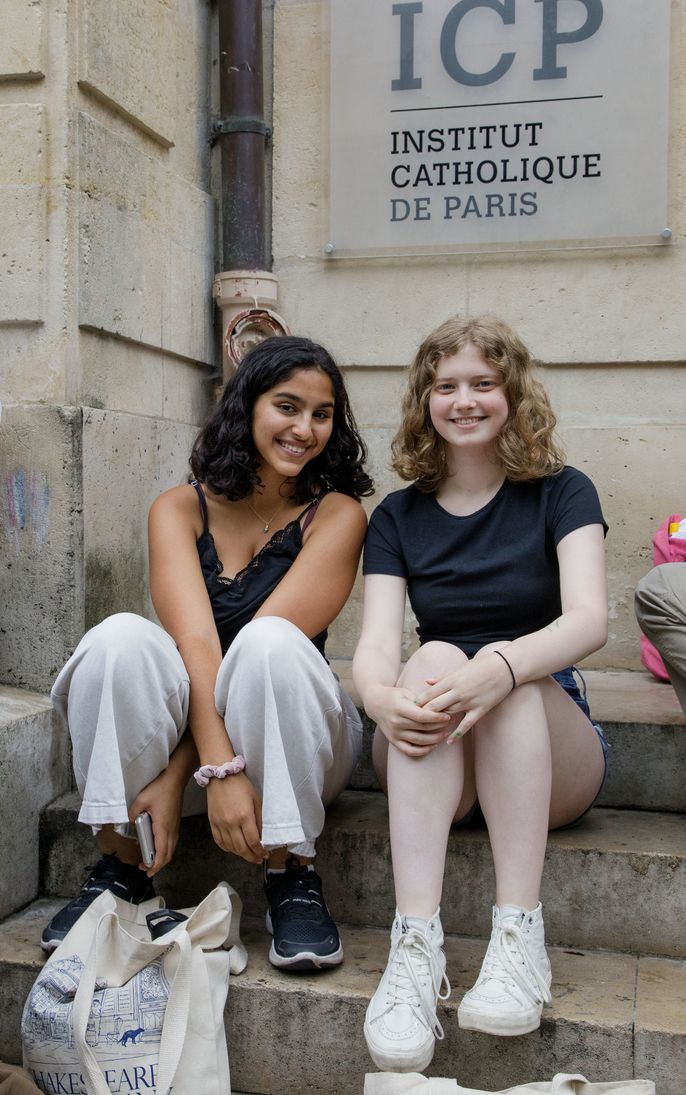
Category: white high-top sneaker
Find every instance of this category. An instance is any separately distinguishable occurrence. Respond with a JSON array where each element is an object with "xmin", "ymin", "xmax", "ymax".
[
  {"xmin": 364, "ymin": 909, "xmax": 451, "ymax": 1073},
  {"xmin": 458, "ymin": 903, "xmax": 552, "ymax": 1036}
]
